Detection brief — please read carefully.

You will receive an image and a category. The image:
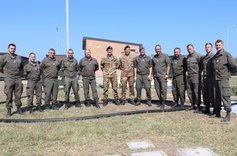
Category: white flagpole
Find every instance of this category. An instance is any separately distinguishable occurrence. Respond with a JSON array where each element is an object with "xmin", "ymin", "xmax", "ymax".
[{"xmin": 66, "ymin": 0, "xmax": 70, "ymax": 51}]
